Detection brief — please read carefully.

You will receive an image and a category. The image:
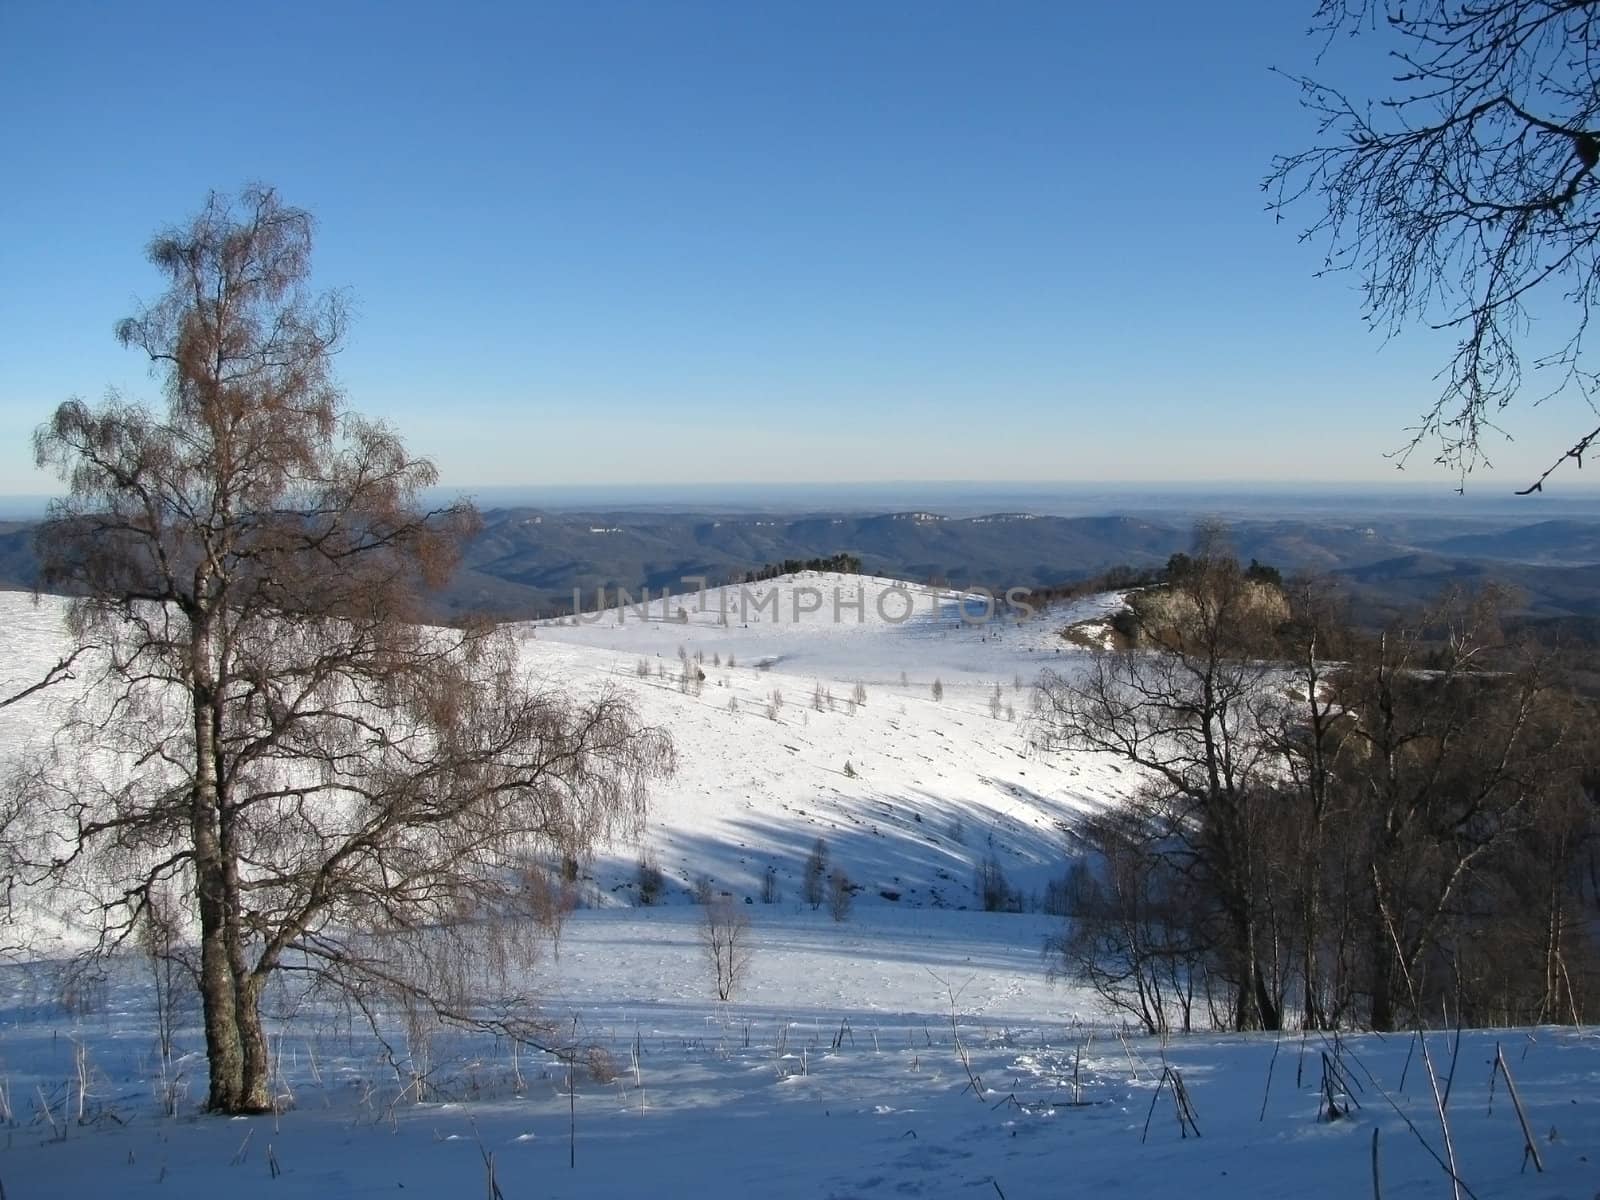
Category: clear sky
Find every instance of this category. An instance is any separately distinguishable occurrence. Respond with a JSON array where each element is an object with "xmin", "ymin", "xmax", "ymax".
[{"xmin": 0, "ymin": 0, "xmax": 1587, "ymax": 496}]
